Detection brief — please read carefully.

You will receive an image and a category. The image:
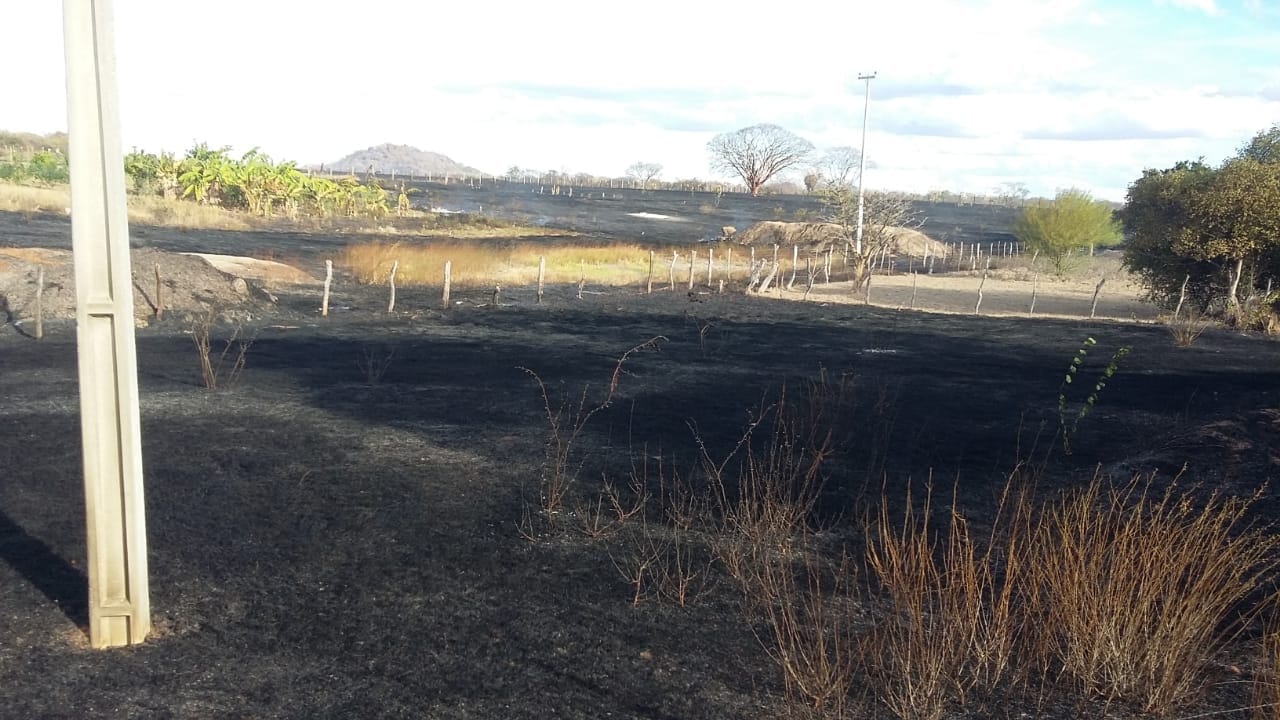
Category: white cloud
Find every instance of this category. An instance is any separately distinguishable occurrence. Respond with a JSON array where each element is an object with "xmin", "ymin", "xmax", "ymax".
[
  {"xmin": 1155, "ymin": 0, "xmax": 1221, "ymax": 14},
  {"xmin": 2, "ymin": 1, "xmax": 1275, "ymax": 203}
]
